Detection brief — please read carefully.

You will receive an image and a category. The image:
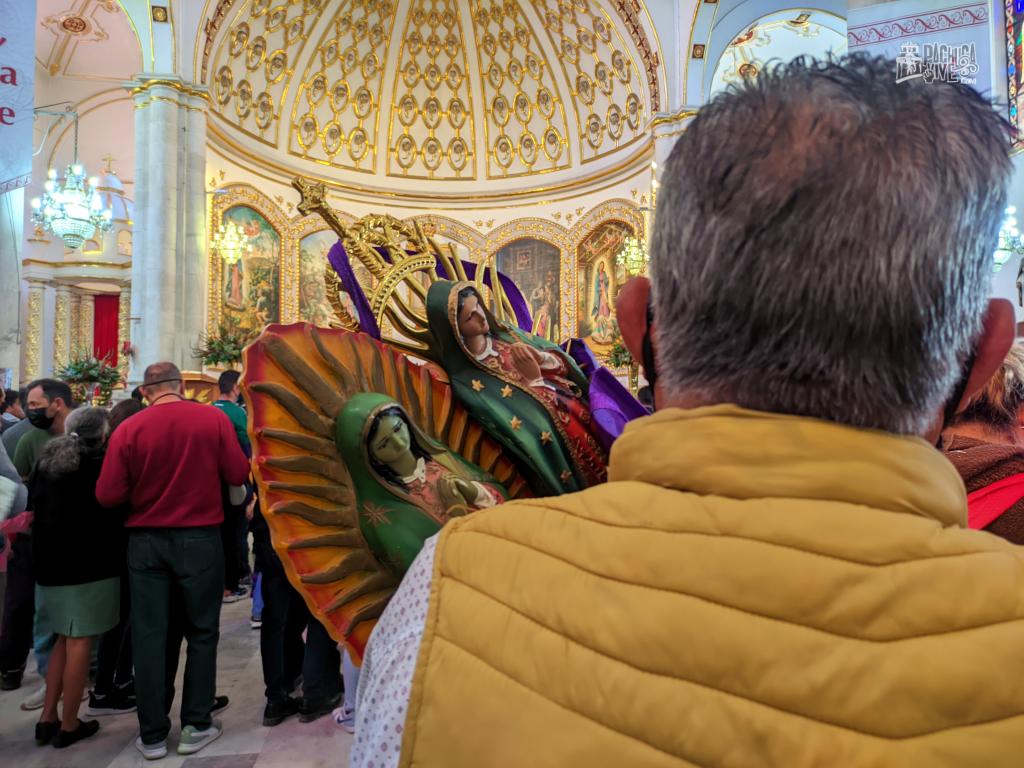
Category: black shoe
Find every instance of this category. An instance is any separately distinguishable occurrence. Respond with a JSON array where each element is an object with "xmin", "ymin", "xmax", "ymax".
[
  {"xmin": 86, "ymin": 688, "xmax": 137, "ymax": 716},
  {"xmin": 35, "ymin": 720, "xmax": 60, "ymax": 746},
  {"xmin": 212, "ymin": 694, "xmax": 229, "ymax": 714},
  {"xmin": 1, "ymin": 666, "xmax": 25, "ymax": 691},
  {"xmin": 298, "ymin": 692, "xmax": 342, "ymax": 723},
  {"xmin": 52, "ymin": 719, "xmax": 100, "ymax": 749},
  {"xmin": 263, "ymin": 696, "xmax": 300, "ymax": 727}
]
